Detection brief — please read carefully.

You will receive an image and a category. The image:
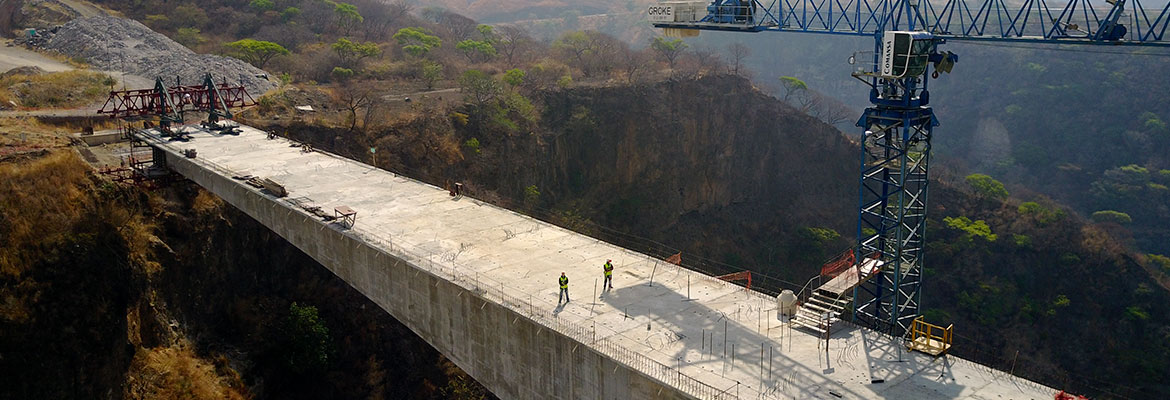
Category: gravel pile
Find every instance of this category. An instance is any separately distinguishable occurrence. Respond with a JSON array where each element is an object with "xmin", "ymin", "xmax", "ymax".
[{"xmin": 37, "ymin": 16, "xmax": 276, "ymax": 95}]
